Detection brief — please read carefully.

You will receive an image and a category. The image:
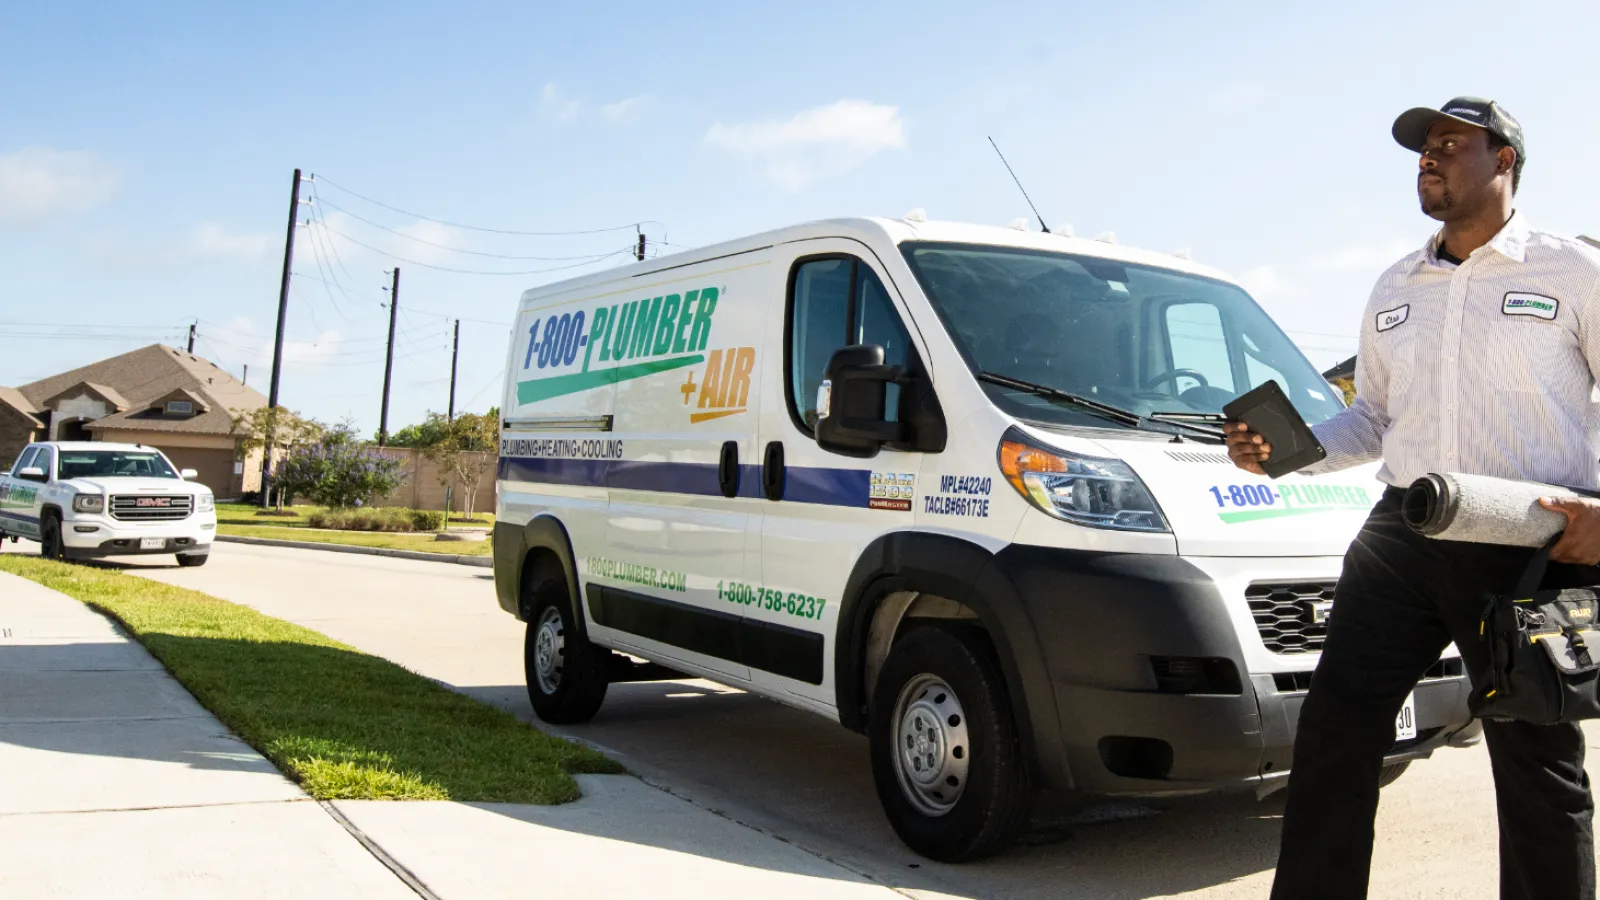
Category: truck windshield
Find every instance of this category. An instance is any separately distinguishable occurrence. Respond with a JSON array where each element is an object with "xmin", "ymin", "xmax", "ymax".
[
  {"xmin": 900, "ymin": 242, "xmax": 1344, "ymax": 431},
  {"xmin": 57, "ymin": 450, "xmax": 179, "ymax": 479}
]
